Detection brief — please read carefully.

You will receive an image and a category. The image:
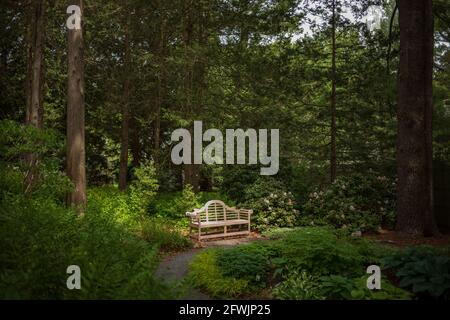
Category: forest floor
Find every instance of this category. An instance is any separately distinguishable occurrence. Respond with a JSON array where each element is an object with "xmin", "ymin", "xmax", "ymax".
[
  {"xmin": 364, "ymin": 229, "xmax": 450, "ymax": 247},
  {"xmin": 154, "ymin": 230, "xmax": 450, "ymax": 299},
  {"xmin": 154, "ymin": 234, "xmax": 262, "ymax": 299}
]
